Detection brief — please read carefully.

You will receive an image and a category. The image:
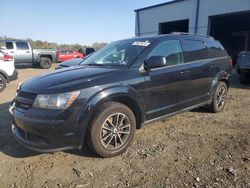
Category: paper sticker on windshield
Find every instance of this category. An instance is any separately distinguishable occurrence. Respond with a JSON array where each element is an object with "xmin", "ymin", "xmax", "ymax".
[{"xmin": 132, "ymin": 41, "xmax": 150, "ymax": 47}]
